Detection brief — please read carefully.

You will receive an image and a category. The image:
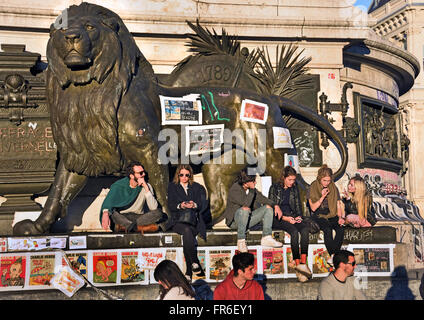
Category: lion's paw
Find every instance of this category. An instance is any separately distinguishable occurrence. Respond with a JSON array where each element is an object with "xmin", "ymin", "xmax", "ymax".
[{"xmin": 13, "ymin": 220, "xmax": 43, "ymax": 235}]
